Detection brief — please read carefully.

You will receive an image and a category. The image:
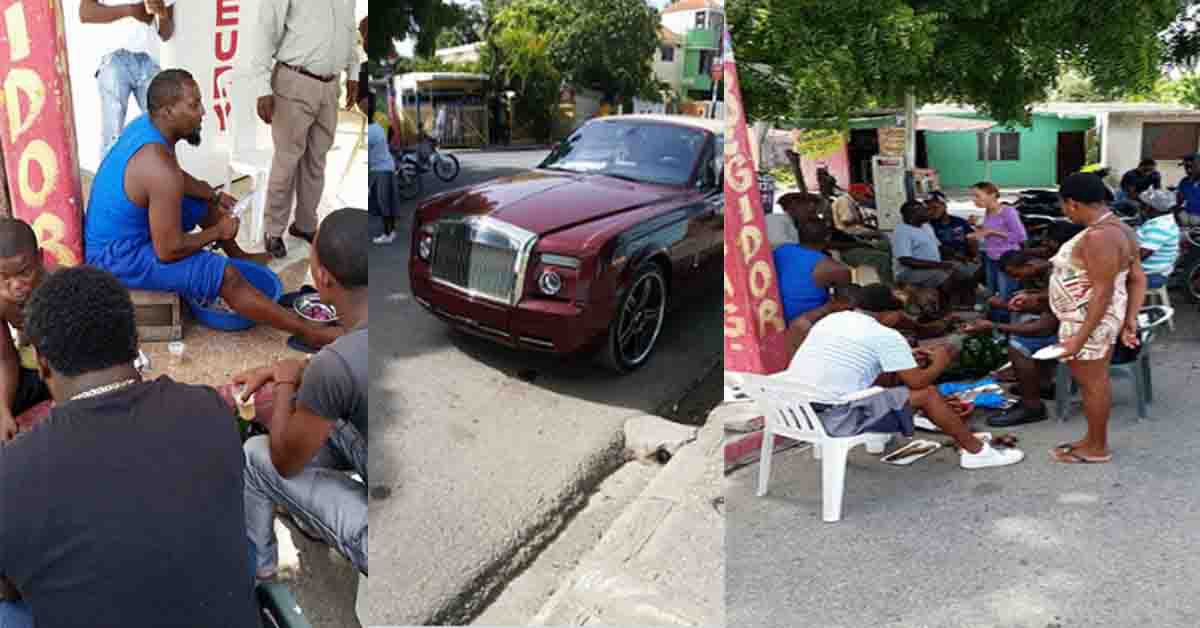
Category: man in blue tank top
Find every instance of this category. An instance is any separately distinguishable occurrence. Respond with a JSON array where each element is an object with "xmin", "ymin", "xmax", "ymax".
[{"xmin": 84, "ymin": 69, "xmax": 341, "ymax": 349}]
